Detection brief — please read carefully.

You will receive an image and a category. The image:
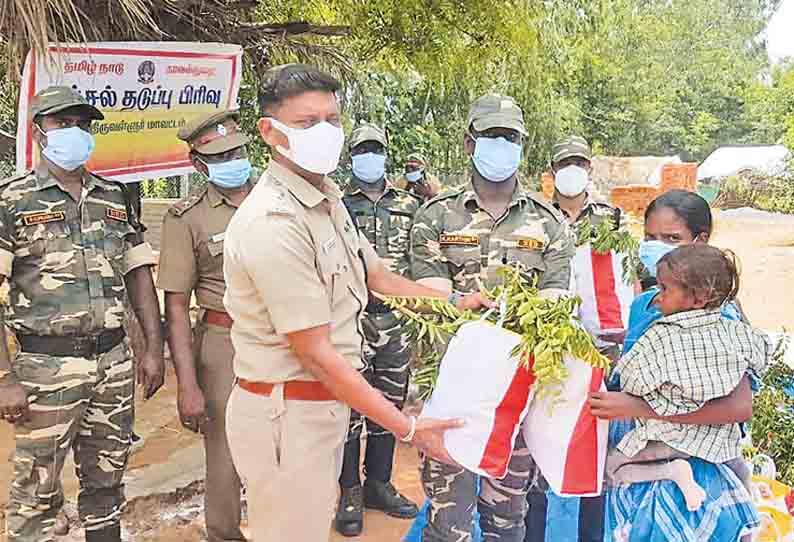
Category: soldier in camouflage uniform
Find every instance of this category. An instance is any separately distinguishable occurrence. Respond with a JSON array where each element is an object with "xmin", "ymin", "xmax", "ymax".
[
  {"xmin": 335, "ymin": 122, "xmax": 422, "ymax": 537},
  {"xmin": 395, "ymin": 152, "xmax": 441, "ymax": 204},
  {"xmin": 410, "ymin": 94, "xmax": 575, "ymax": 542},
  {"xmin": 0, "ymin": 87, "xmax": 164, "ymax": 542},
  {"xmin": 523, "ymin": 136, "xmax": 618, "ymax": 542}
]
